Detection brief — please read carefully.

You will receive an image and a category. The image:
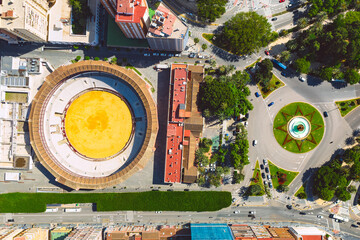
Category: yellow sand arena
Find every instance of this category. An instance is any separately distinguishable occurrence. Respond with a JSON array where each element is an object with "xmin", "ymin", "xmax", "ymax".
[{"xmin": 64, "ymin": 91, "xmax": 133, "ymax": 159}]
